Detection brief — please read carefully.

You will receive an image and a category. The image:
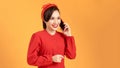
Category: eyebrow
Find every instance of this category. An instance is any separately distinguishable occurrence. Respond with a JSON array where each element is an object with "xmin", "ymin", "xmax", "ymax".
[{"xmin": 51, "ymin": 16, "xmax": 60, "ymax": 18}]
